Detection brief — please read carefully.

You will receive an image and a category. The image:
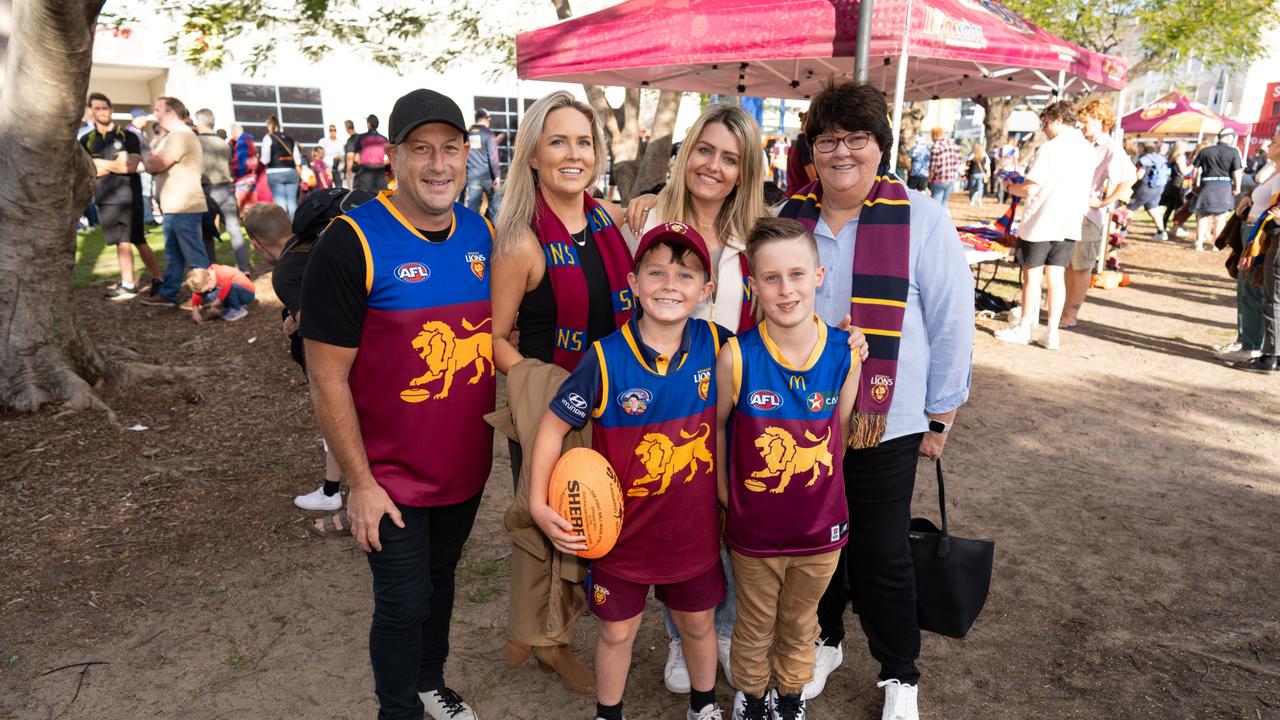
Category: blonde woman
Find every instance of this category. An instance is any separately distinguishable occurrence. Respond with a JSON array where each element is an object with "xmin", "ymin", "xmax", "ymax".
[
  {"xmin": 967, "ymin": 144, "xmax": 989, "ymax": 206},
  {"xmin": 490, "ymin": 90, "xmax": 630, "ymax": 697}
]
